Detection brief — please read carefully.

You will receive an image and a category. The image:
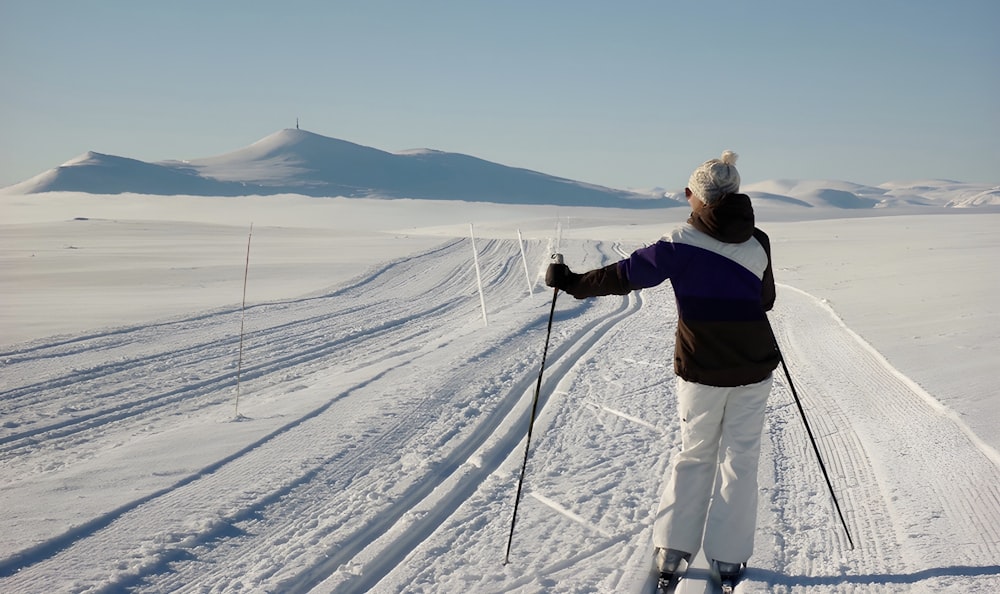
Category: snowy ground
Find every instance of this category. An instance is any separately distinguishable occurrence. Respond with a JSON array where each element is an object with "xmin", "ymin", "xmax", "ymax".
[{"xmin": 1, "ymin": 193, "xmax": 998, "ymax": 593}]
